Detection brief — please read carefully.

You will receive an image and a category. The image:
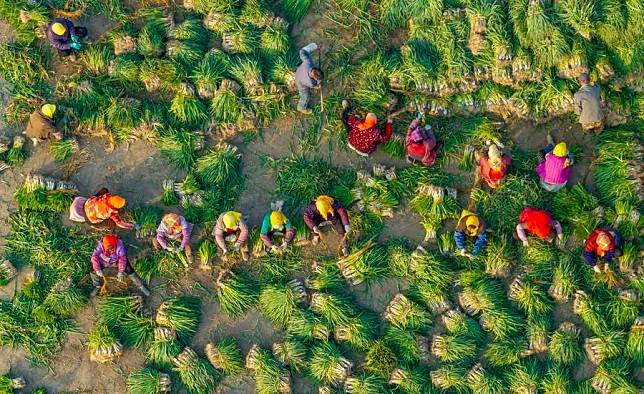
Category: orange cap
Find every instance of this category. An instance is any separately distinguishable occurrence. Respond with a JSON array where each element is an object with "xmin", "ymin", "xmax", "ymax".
[
  {"xmin": 103, "ymin": 234, "xmax": 118, "ymax": 251},
  {"xmin": 358, "ymin": 113, "xmax": 377, "ymax": 130},
  {"xmin": 107, "ymin": 195, "xmax": 126, "ymax": 209}
]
